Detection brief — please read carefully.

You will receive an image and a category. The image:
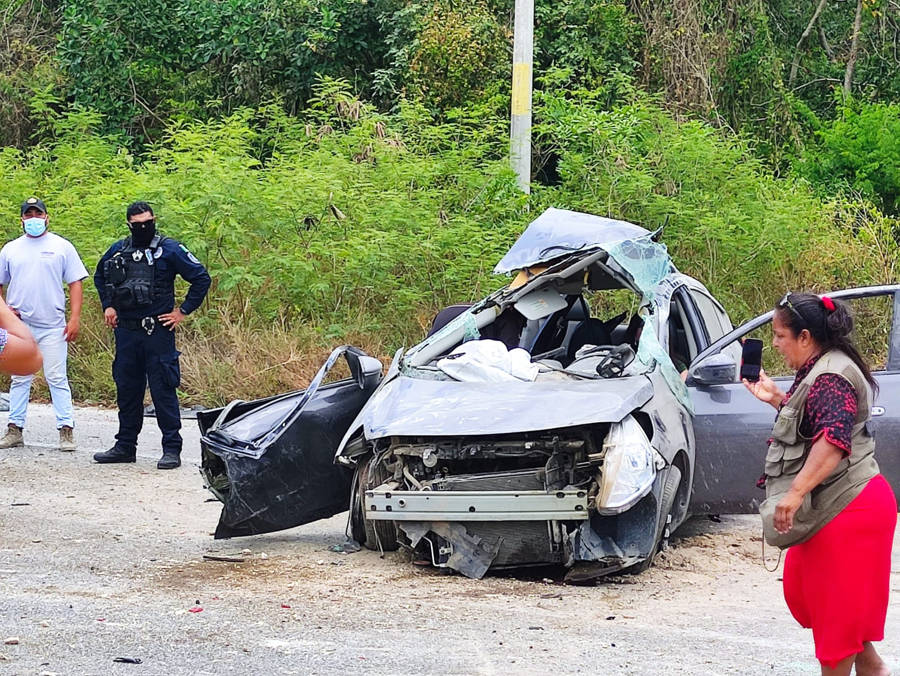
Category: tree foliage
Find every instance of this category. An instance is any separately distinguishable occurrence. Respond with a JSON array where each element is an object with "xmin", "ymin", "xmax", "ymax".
[
  {"xmin": 57, "ymin": 0, "xmax": 384, "ymax": 137},
  {"xmin": 796, "ymin": 99, "xmax": 900, "ymax": 215}
]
